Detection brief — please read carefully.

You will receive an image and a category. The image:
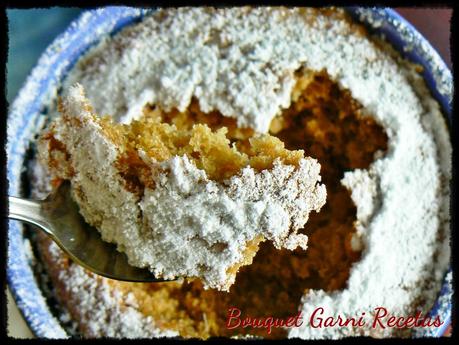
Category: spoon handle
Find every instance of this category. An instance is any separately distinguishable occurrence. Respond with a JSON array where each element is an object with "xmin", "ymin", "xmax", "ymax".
[{"xmin": 7, "ymin": 197, "xmax": 52, "ymax": 236}]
